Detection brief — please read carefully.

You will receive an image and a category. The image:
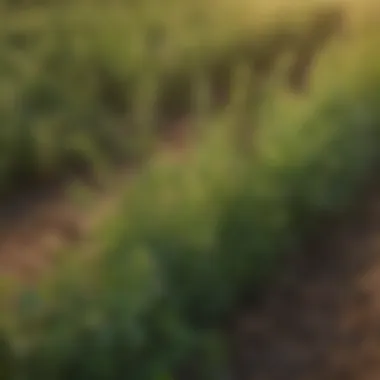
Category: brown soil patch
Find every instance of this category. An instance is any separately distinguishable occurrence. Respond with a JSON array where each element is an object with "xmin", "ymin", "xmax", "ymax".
[{"xmin": 230, "ymin": 191, "xmax": 380, "ymax": 380}]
